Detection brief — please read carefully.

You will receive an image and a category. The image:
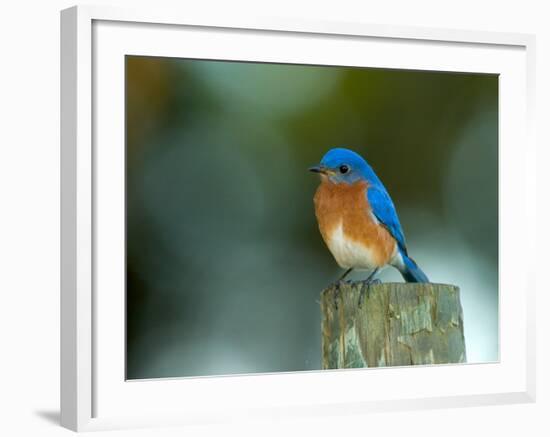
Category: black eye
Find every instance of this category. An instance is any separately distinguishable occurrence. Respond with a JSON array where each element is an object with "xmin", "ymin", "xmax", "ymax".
[{"xmin": 339, "ymin": 165, "xmax": 349, "ymax": 174}]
